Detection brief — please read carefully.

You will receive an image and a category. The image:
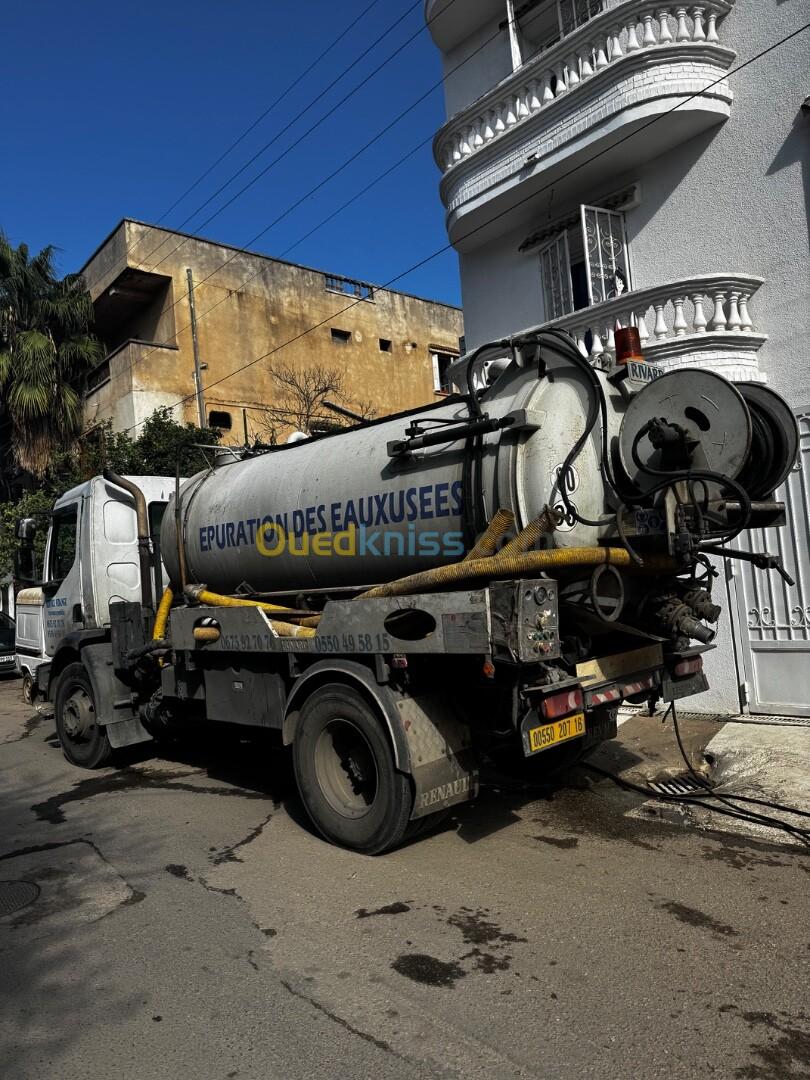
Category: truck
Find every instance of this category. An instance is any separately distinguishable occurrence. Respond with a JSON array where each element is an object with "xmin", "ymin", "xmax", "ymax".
[{"xmin": 14, "ymin": 327, "xmax": 797, "ymax": 853}]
